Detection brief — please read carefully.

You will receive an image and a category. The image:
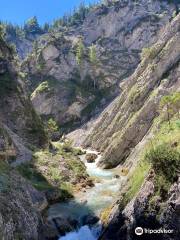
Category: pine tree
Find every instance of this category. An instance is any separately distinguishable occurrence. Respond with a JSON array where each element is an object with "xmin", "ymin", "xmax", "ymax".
[
  {"xmin": 43, "ymin": 23, "xmax": 50, "ymax": 32},
  {"xmin": 33, "ymin": 40, "xmax": 38, "ymax": 55},
  {"xmin": 89, "ymin": 44, "xmax": 98, "ymax": 65},
  {"xmin": 46, "ymin": 118, "xmax": 58, "ymax": 138},
  {"xmin": 160, "ymin": 92, "xmax": 180, "ymax": 126},
  {"xmin": 24, "ymin": 16, "xmax": 42, "ymax": 35},
  {"xmin": 76, "ymin": 38, "xmax": 85, "ymax": 66},
  {"xmin": 160, "ymin": 95, "xmax": 172, "ymax": 126},
  {"xmin": 89, "ymin": 44, "xmax": 98, "ymax": 88},
  {"xmin": 0, "ymin": 24, "xmax": 5, "ymax": 39}
]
